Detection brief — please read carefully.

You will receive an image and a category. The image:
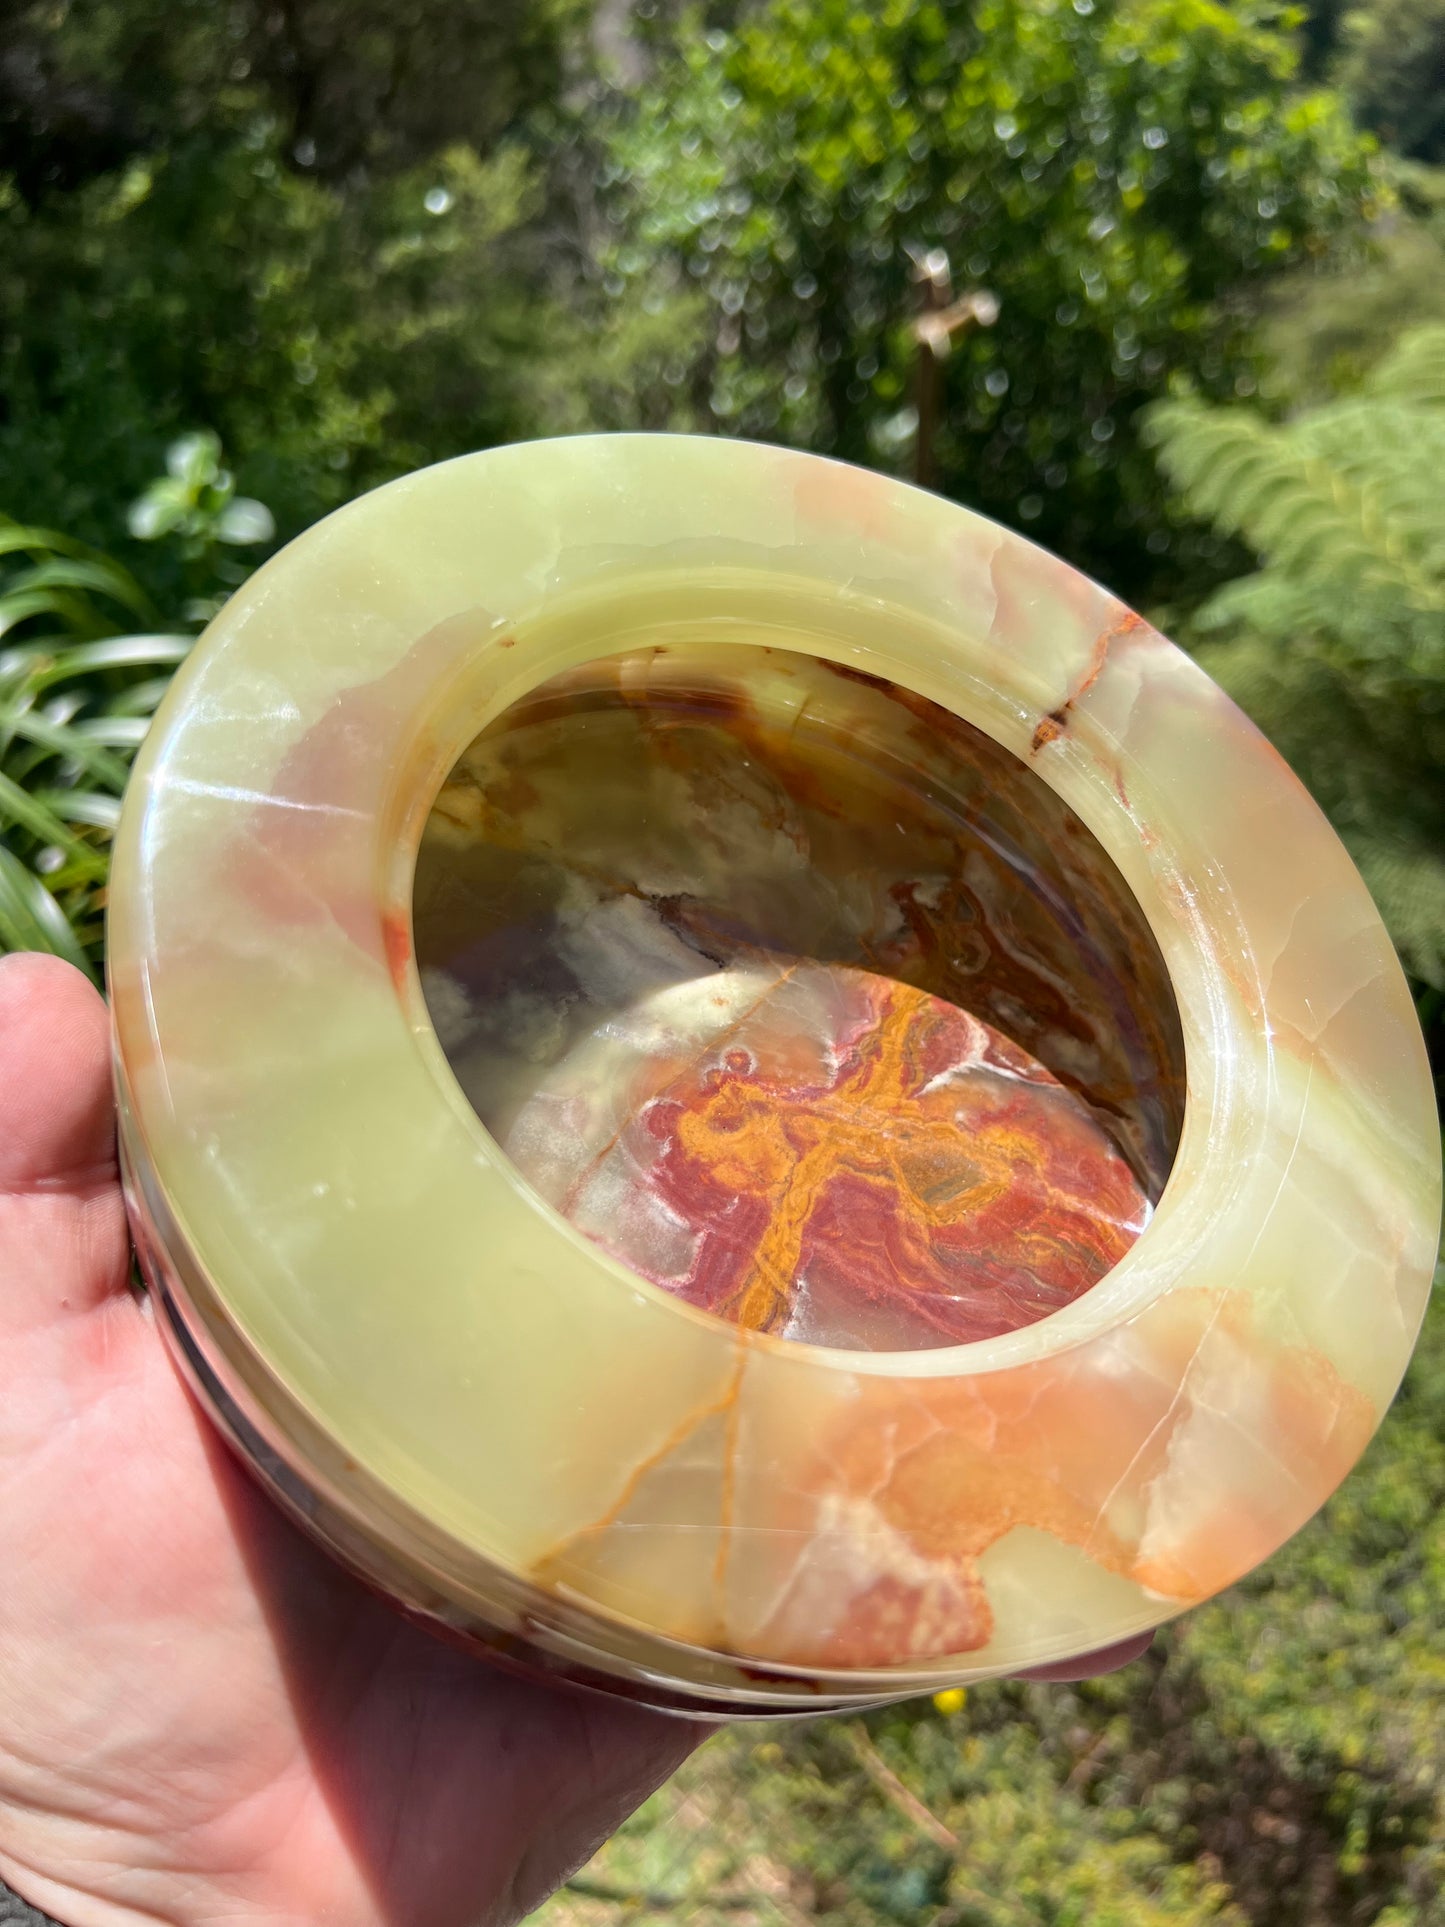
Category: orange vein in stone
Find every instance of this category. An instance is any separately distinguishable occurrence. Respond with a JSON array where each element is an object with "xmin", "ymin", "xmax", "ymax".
[
  {"xmin": 688, "ymin": 987, "xmax": 916, "ymax": 1329},
  {"xmin": 676, "ymin": 984, "xmax": 1135, "ymax": 1334},
  {"xmin": 711, "ymin": 1345, "xmax": 750, "ymax": 1606},
  {"xmin": 558, "ymin": 961, "xmax": 803, "ymax": 1222},
  {"xmin": 731, "ymin": 1137, "xmax": 844, "ymax": 1331},
  {"xmin": 531, "ymin": 1365, "xmax": 747, "ymax": 1577}
]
